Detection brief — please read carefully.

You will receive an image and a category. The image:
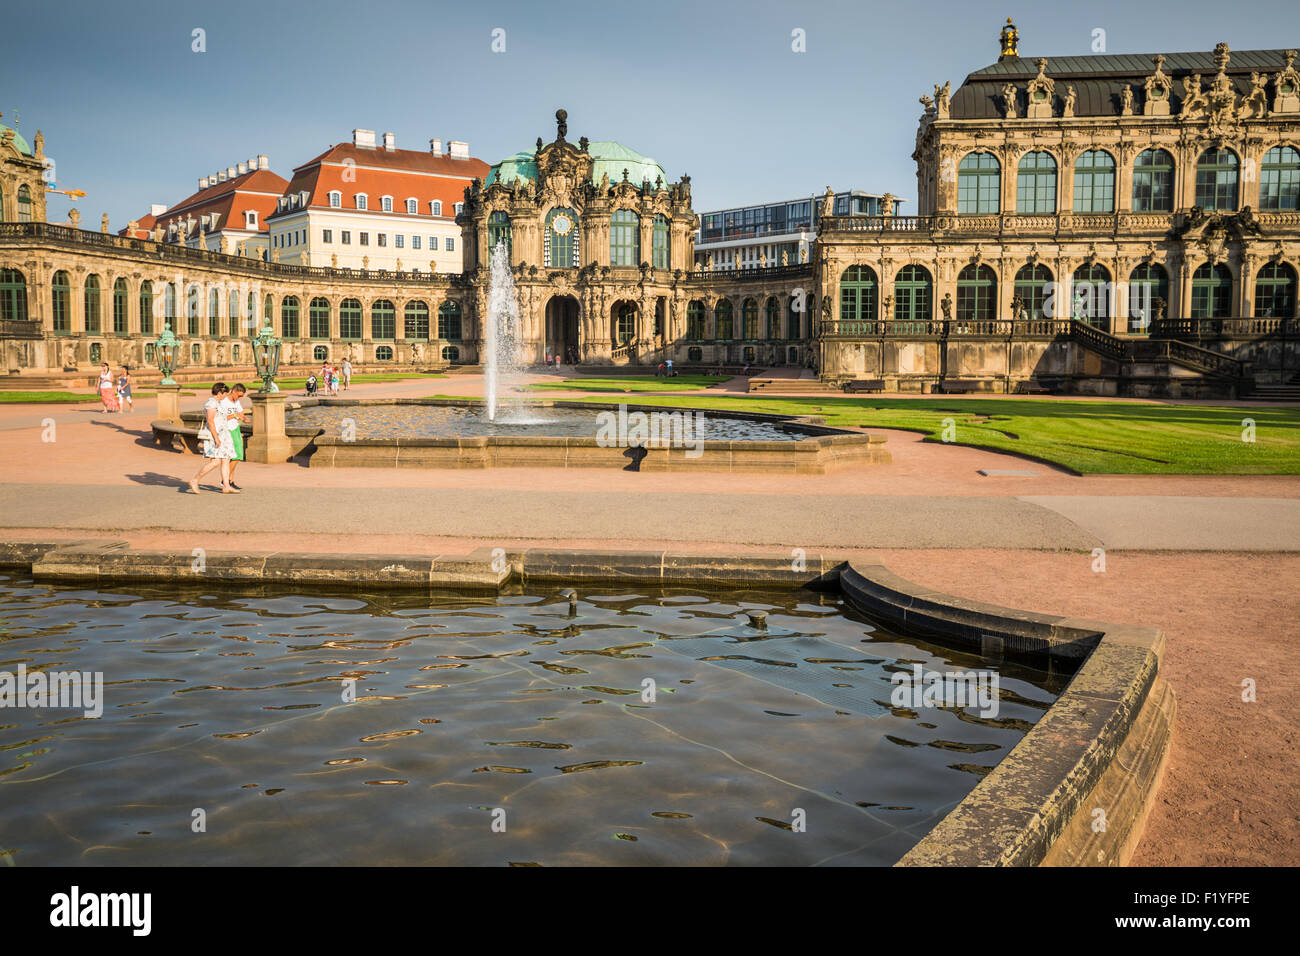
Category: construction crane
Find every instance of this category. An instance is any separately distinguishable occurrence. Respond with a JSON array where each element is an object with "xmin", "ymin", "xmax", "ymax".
[{"xmin": 45, "ymin": 187, "xmax": 86, "ymax": 200}]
